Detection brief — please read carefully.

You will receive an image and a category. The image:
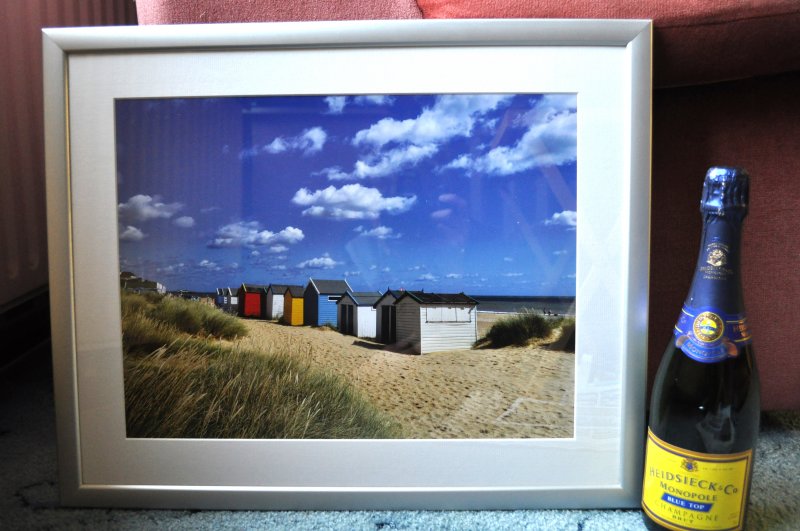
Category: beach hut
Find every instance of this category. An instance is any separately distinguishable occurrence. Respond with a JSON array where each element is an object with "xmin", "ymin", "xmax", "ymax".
[
  {"xmin": 282, "ymin": 285, "xmax": 305, "ymax": 326},
  {"xmin": 218, "ymin": 287, "xmax": 237, "ymax": 313},
  {"xmin": 394, "ymin": 291, "xmax": 479, "ymax": 354},
  {"xmin": 373, "ymin": 289, "xmax": 403, "ymax": 344},
  {"xmin": 265, "ymin": 284, "xmax": 300, "ymax": 320},
  {"xmin": 337, "ymin": 291, "xmax": 381, "ymax": 338},
  {"xmin": 228, "ymin": 288, "xmax": 238, "ymax": 314},
  {"xmin": 237, "ymin": 283, "xmax": 267, "ymax": 318},
  {"xmin": 303, "ymin": 278, "xmax": 352, "ymax": 327},
  {"xmin": 216, "ymin": 287, "xmax": 236, "ymax": 313}
]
